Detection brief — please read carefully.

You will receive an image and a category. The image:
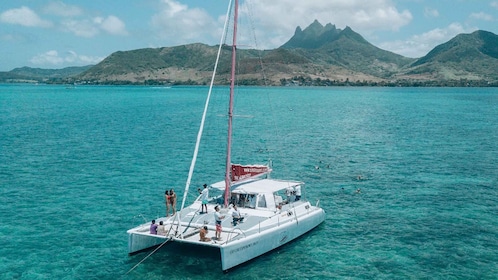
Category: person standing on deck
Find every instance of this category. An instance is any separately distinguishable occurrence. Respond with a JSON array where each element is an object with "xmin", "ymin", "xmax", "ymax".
[
  {"xmin": 165, "ymin": 190, "xmax": 171, "ymax": 216},
  {"xmin": 214, "ymin": 206, "xmax": 225, "ymax": 240},
  {"xmin": 169, "ymin": 189, "xmax": 177, "ymax": 215},
  {"xmin": 295, "ymin": 185, "xmax": 301, "ymax": 201},
  {"xmin": 198, "ymin": 184, "xmax": 209, "ymax": 214},
  {"xmin": 285, "ymin": 186, "xmax": 294, "ymax": 203}
]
